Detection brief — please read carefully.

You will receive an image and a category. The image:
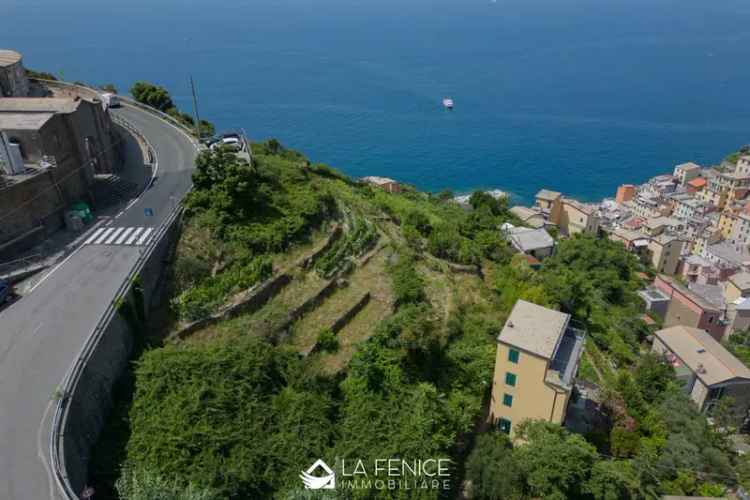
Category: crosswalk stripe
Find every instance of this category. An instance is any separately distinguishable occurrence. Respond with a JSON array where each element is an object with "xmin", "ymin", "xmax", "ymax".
[
  {"xmin": 126, "ymin": 227, "xmax": 144, "ymax": 245},
  {"xmin": 115, "ymin": 227, "xmax": 135, "ymax": 245},
  {"xmin": 136, "ymin": 227, "xmax": 154, "ymax": 246},
  {"xmin": 94, "ymin": 228, "xmax": 115, "ymax": 245},
  {"xmin": 84, "ymin": 227, "xmax": 106, "ymax": 245},
  {"xmin": 104, "ymin": 227, "xmax": 125, "ymax": 245}
]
